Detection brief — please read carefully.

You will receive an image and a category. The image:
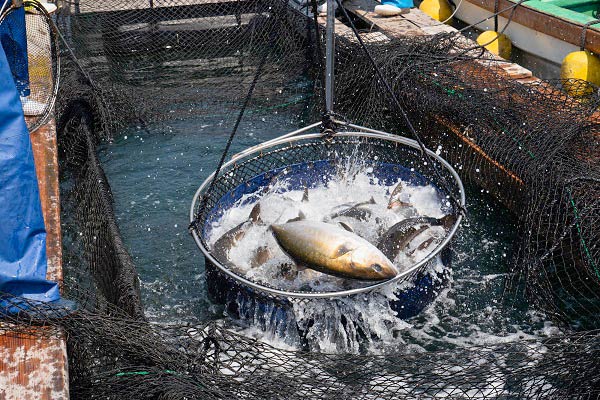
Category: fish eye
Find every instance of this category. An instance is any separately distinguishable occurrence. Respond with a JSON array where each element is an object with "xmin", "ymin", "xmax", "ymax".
[{"xmin": 371, "ymin": 264, "xmax": 383, "ymax": 272}]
